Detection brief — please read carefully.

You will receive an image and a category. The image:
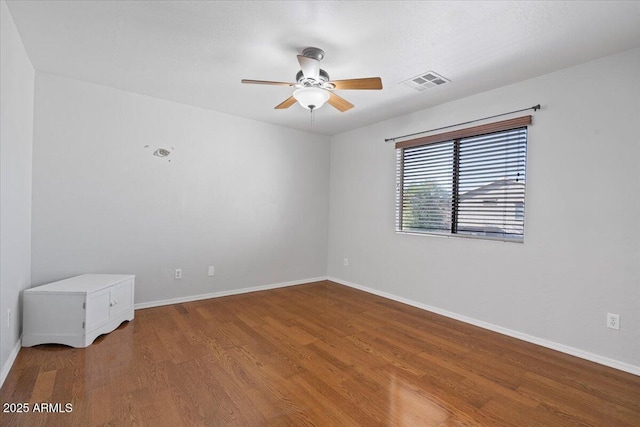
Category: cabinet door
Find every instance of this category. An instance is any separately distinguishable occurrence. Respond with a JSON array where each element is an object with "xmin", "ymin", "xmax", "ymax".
[
  {"xmin": 109, "ymin": 280, "xmax": 133, "ymax": 318},
  {"xmin": 85, "ymin": 289, "xmax": 111, "ymax": 331}
]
